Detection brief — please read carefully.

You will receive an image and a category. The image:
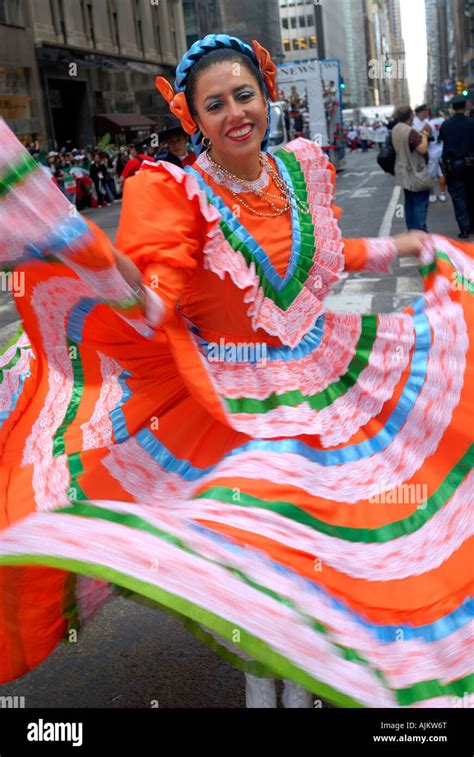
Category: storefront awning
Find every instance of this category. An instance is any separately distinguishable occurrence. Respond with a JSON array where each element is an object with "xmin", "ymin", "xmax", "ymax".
[{"xmin": 94, "ymin": 113, "xmax": 157, "ymax": 133}]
